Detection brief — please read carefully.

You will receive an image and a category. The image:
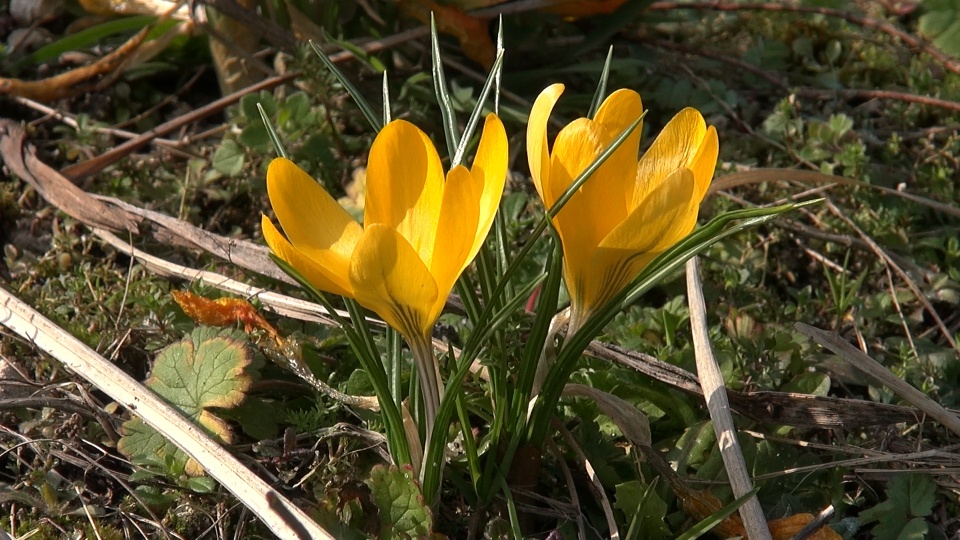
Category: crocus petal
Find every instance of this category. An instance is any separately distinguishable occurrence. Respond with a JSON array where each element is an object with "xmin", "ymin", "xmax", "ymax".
[
  {"xmin": 574, "ymin": 168, "xmax": 697, "ymax": 315},
  {"xmin": 364, "ymin": 120, "xmax": 445, "ymax": 268},
  {"xmin": 261, "ymin": 215, "xmax": 352, "ymax": 296},
  {"xmin": 689, "ymin": 124, "xmax": 719, "ymax": 202},
  {"xmin": 590, "ymin": 88, "xmax": 644, "ymax": 205},
  {"xmin": 571, "ymin": 169, "xmax": 697, "ymax": 316},
  {"xmin": 527, "ymin": 83, "xmax": 565, "ymax": 206},
  {"xmin": 266, "ymin": 157, "xmax": 363, "ymax": 260},
  {"xmin": 551, "ymin": 89, "xmax": 645, "ymax": 261},
  {"xmin": 601, "ymin": 168, "xmax": 697, "ymax": 254},
  {"xmin": 632, "ymin": 108, "xmax": 708, "ymax": 209},
  {"xmin": 431, "ymin": 164, "xmax": 481, "ymax": 307},
  {"xmin": 349, "ymin": 224, "xmax": 440, "ymax": 340},
  {"xmin": 469, "ymin": 113, "xmax": 509, "ymax": 261}
]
